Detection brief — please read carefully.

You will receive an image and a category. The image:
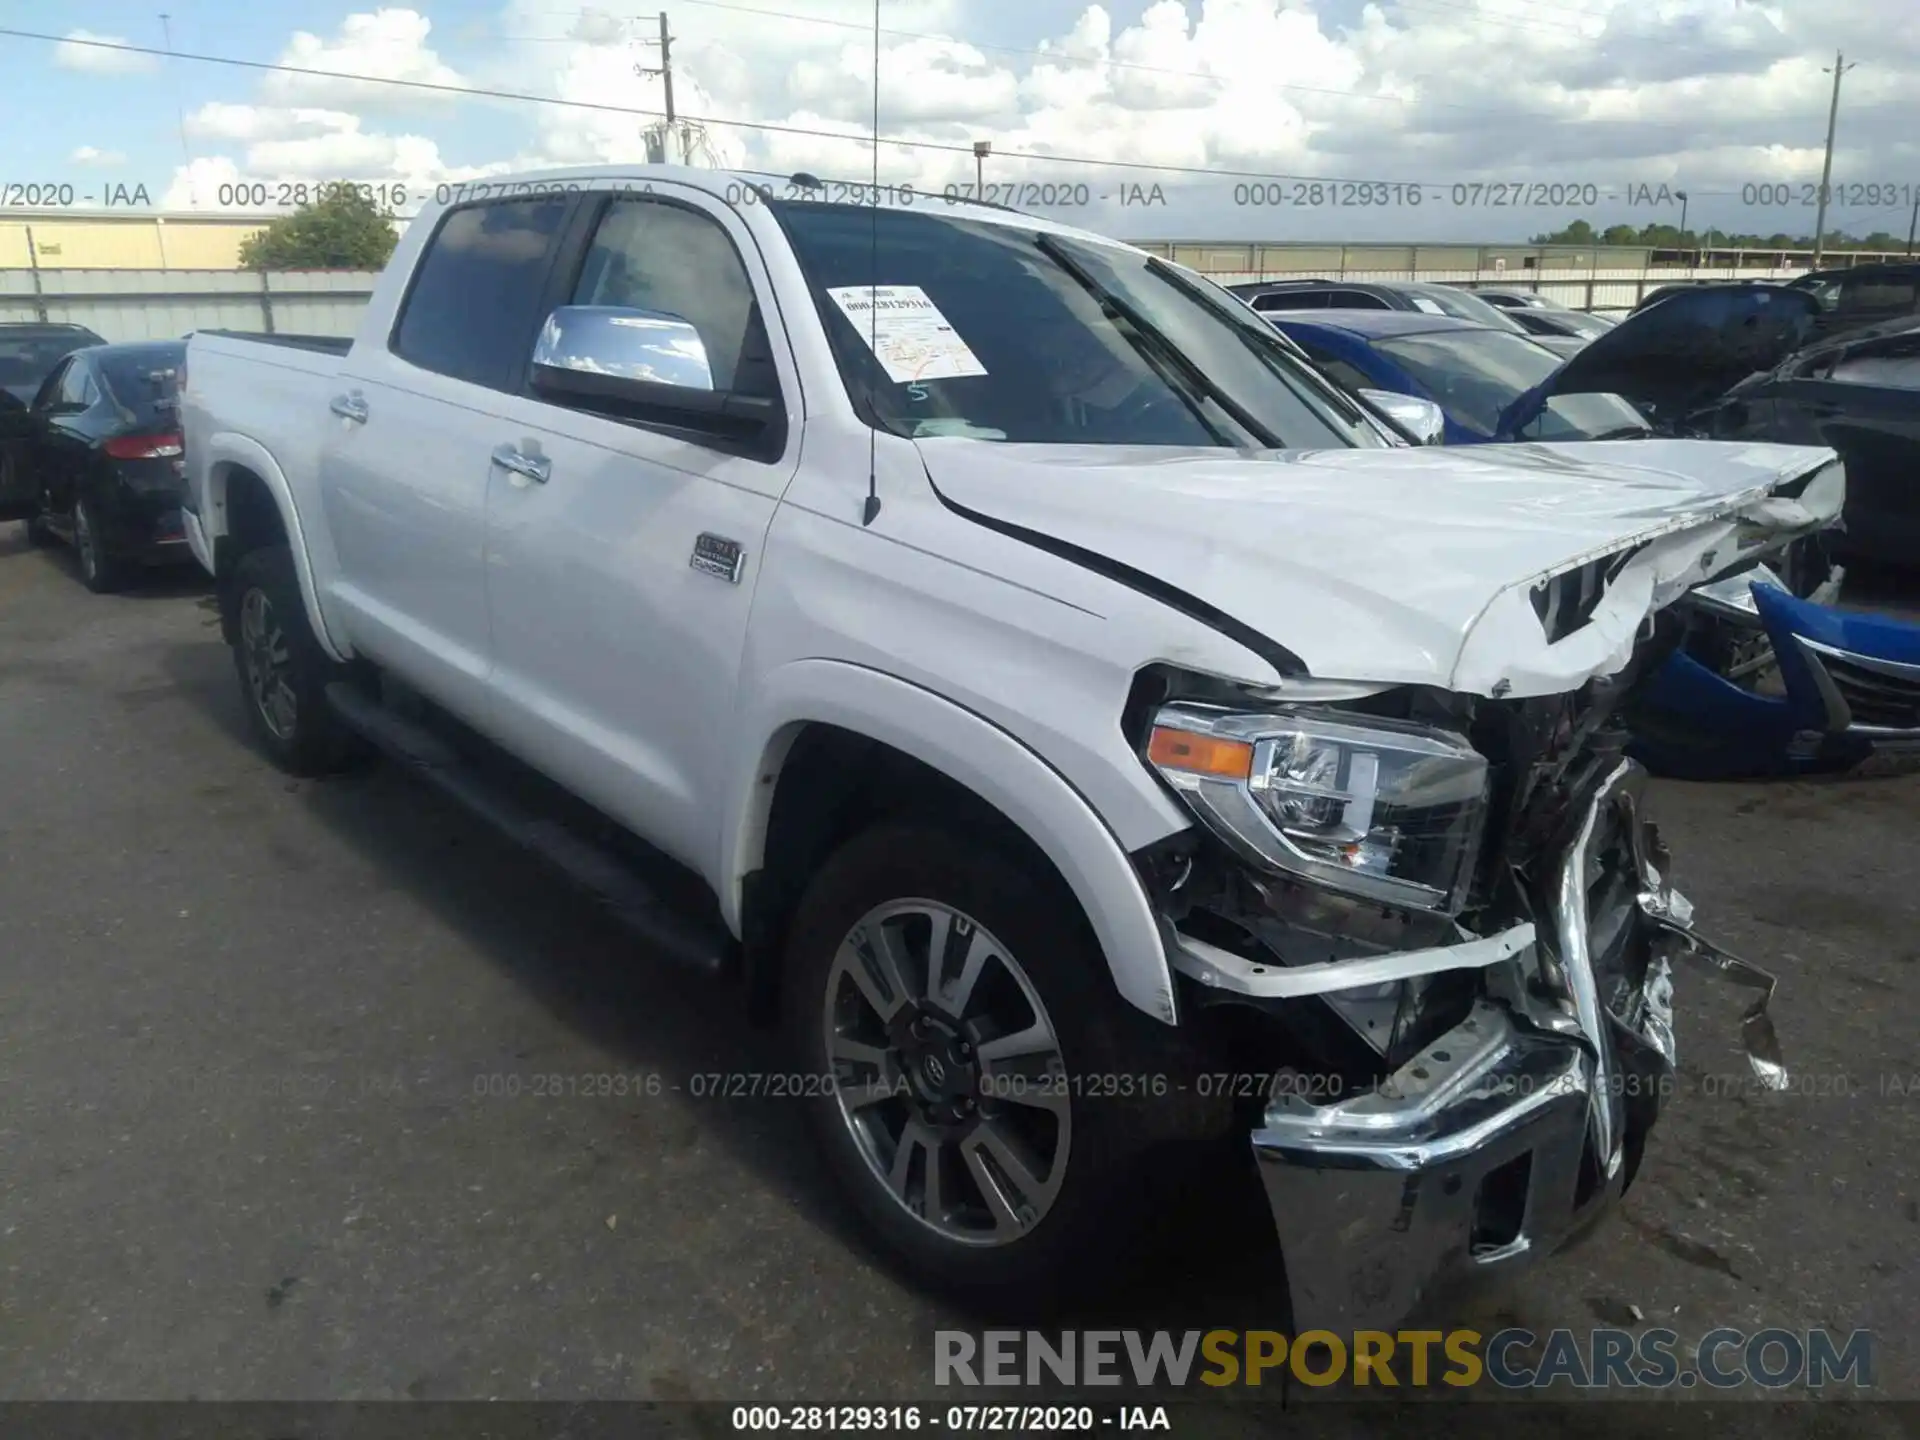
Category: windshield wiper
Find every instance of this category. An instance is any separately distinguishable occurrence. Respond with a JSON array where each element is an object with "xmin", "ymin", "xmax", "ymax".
[{"xmin": 1033, "ymin": 234, "xmax": 1279, "ymax": 448}]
